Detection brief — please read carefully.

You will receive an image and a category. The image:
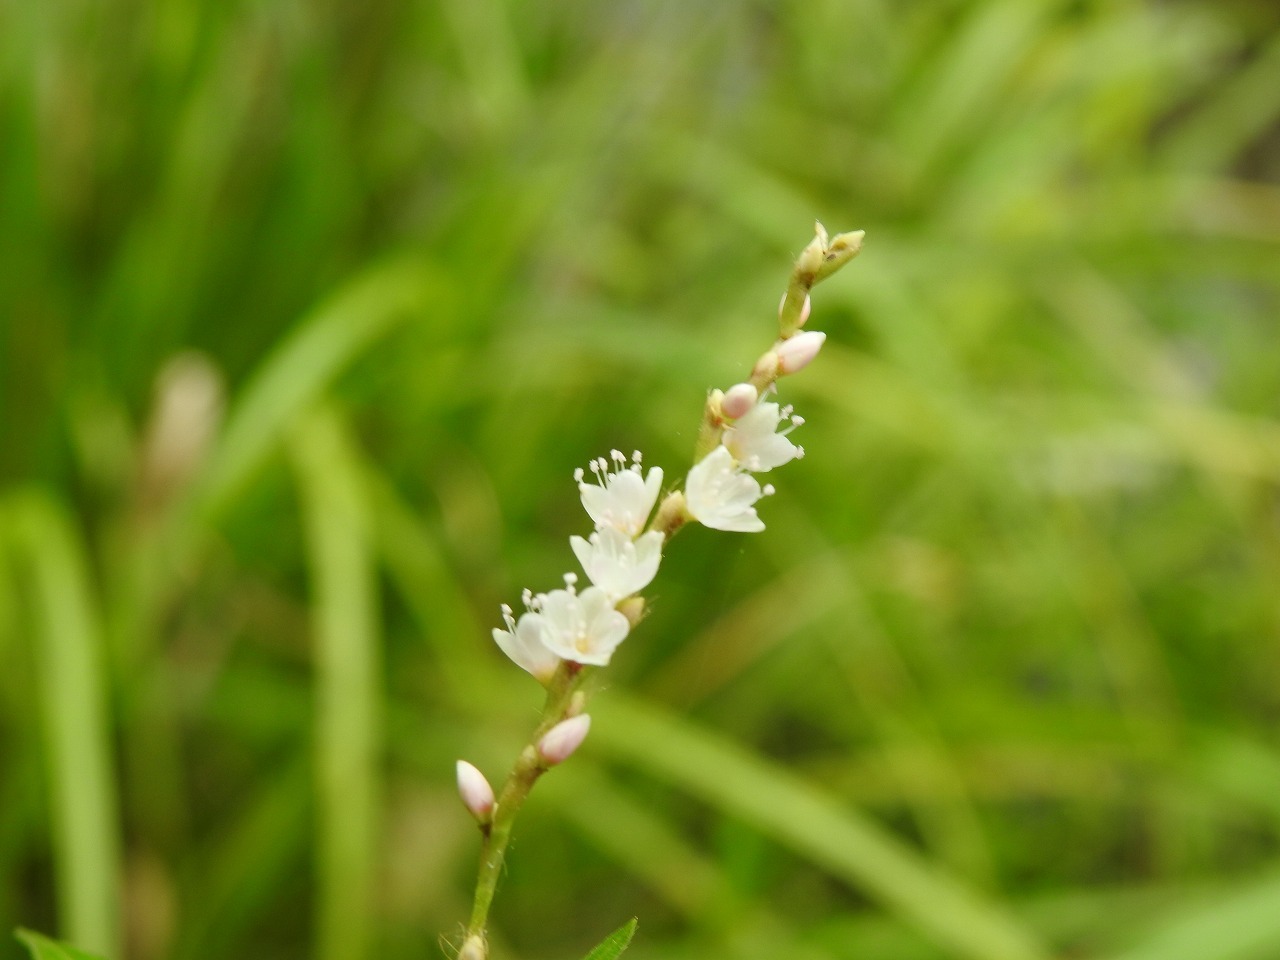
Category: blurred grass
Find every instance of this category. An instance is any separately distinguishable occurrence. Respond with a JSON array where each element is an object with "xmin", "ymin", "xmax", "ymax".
[{"xmin": 3, "ymin": 0, "xmax": 1280, "ymax": 959}]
